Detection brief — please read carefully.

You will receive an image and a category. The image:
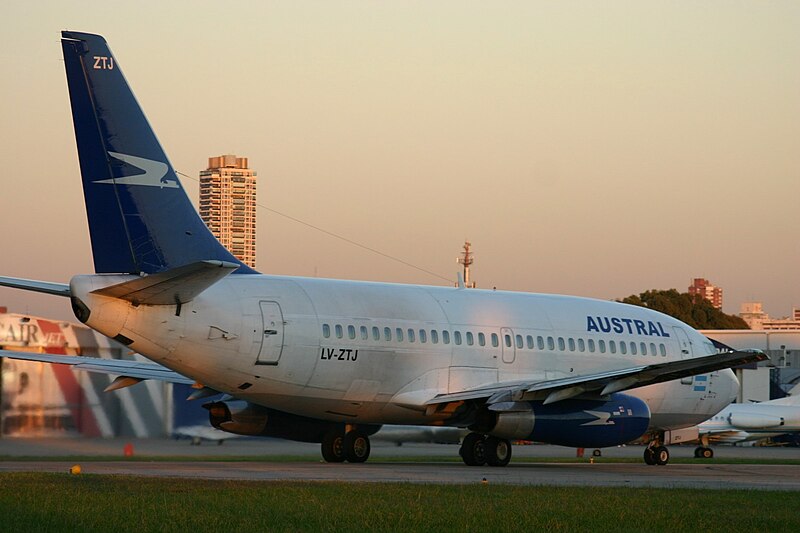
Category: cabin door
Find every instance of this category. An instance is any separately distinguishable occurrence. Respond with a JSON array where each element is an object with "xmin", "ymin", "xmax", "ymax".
[
  {"xmin": 673, "ymin": 326, "xmax": 694, "ymax": 384},
  {"xmin": 256, "ymin": 301, "xmax": 284, "ymax": 365}
]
